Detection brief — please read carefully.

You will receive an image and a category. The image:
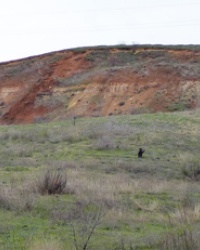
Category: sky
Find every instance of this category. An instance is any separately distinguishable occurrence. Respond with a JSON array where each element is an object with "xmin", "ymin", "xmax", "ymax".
[{"xmin": 0, "ymin": 0, "xmax": 200, "ymax": 62}]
